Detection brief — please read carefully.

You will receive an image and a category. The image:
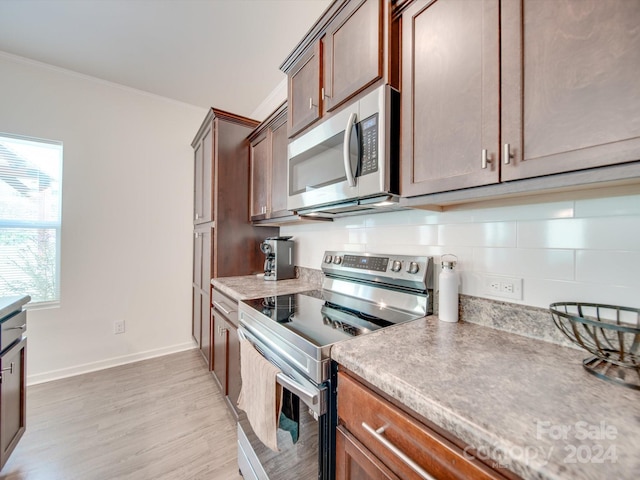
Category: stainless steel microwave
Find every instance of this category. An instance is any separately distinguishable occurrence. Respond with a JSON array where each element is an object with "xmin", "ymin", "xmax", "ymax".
[{"xmin": 287, "ymin": 84, "xmax": 401, "ymax": 217}]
